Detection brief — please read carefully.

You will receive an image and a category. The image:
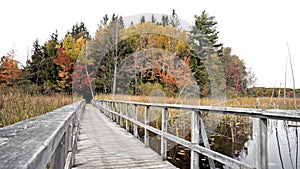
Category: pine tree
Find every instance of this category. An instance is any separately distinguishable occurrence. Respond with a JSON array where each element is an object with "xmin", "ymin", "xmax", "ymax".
[
  {"xmin": 103, "ymin": 14, "xmax": 109, "ymax": 26},
  {"xmin": 161, "ymin": 15, "xmax": 169, "ymax": 26},
  {"xmin": 193, "ymin": 11, "xmax": 222, "ymax": 56},
  {"xmin": 151, "ymin": 14, "xmax": 156, "ymax": 24},
  {"xmin": 189, "ymin": 11, "xmax": 223, "ymax": 96},
  {"xmin": 26, "ymin": 39, "xmax": 43, "ymax": 84},
  {"xmin": 140, "ymin": 16, "xmax": 146, "ymax": 24},
  {"xmin": 169, "ymin": 9, "xmax": 180, "ymax": 28}
]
